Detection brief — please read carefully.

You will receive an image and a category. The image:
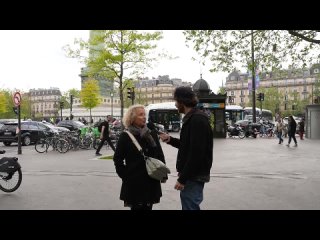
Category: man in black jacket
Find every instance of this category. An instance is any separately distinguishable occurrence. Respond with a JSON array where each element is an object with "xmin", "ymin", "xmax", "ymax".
[
  {"xmin": 96, "ymin": 115, "xmax": 116, "ymax": 155},
  {"xmin": 159, "ymin": 86, "xmax": 213, "ymax": 210}
]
